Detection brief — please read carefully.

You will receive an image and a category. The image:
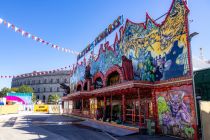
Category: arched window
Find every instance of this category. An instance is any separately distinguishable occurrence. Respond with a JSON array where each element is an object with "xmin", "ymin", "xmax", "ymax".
[
  {"xmin": 50, "ymin": 87, "xmax": 52, "ymax": 92},
  {"xmin": 43, "ymin": 95, "xmax": 46, "ymax": 102},
  {"xmin": 57, "ymin": 79, "xmax": 60, "ymax": 83},
  {"xmin": 83, "ymin": 82, "xmax": 88, "ymax": 91},
  {"xmin": 107, "ymin": 71, "xmax": 120, "ymax": 86},
  {"xmin": 37, "ymin": 95, "xmax": 39, "ymax": 100},
  {"xmin": 94, "ymin": 77, "xmax": 103, "ymax": 89},
  {"xmin": 77, "ymin": 85, "xmax": 82, "ymax": 91},
  {"xmin": 57, "ymin": 87, "xmax": 60, "ymax": 92},
  {"xmin": 50, "ymin": 79, "xmax": 53, "ymax": 83},
  {"xmin": 43, "ymin": 88, "xmax": 46, "ymax": 92}
]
